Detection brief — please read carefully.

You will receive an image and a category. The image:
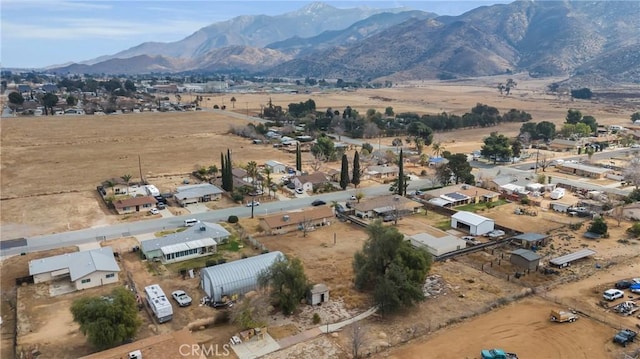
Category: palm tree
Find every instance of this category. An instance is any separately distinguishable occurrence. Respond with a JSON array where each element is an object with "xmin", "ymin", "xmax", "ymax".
[
  {"xmin": 432, "ymin": 142, "xmax": 443, "ymax": 157},
  {"xmin": 246, "ymin": 161, "xmax": 258, "ymax": 189},
  {"xmin": 230, "ymin": 96, "xmax": 237, "ymax": 109},
  {"xmin": 105, "ymin": 180, "xmax": 116, "ymax": 196},
  {"xmin": 263, "ymin": 167, "xmax": 273, "ymax": 198},
  {"xmin": 120, "ymin": 174, "xmax": 132, "ymax": 195}
]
